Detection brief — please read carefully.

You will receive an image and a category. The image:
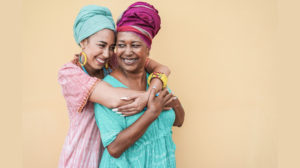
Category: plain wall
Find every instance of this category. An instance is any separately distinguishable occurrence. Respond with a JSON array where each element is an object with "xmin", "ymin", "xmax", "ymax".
[
  {"xmin": 0, "ymin": 0, "xmax": 22, "ymax": 168},
  {"xmin": 0, "ymin": 0, "xmax": 297, "ymax": 167}
]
